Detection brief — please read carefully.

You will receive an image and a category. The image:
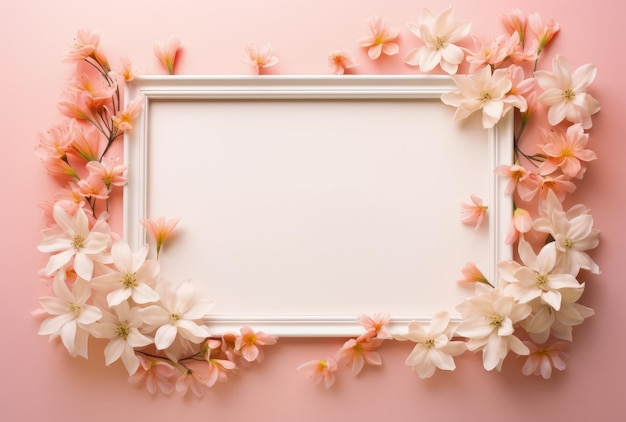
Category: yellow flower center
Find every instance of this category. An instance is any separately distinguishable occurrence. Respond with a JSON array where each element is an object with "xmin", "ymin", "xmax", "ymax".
[
  {"xmin": 115, "ymin": 322, "xmax": 130, "ymax": 339},
  {"xmin": 69, "ymin": 303, "xmax": 81, "ymax": 315},
  {"xmin": 169, "ymin": 313, "xmax": 181, "ymax": 322},
  {"xmin": 536, "ymin": 274, "xmax": 549, "ymax": 292},
  {"xmin": 564, "ymin": 238, "xmax": 574, "ymax": 249},
  {"xmin": 563, "ymin": 89, "xmax": 576, "ymax": 101},
  {"xmin": 433, "ymin": 36, "xmax": 446, "ymax": 49},
  {"xmin": 424, "ymin": 338, "xmax": 436, "ymax": 348},
  {"xmin": 488, "ymin": 315, "xmax": 504, "ymax": 327},
  {"xmin": 121, "ymin": 272, "xmax": 137, "ymax": 288},
  {"xmin": 72, "ymin": 234, "xmax": 85, "ymax": 250},
  {"xmin": 480, "ymin": 92, "xmax": 492, "ymax": 102}
]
